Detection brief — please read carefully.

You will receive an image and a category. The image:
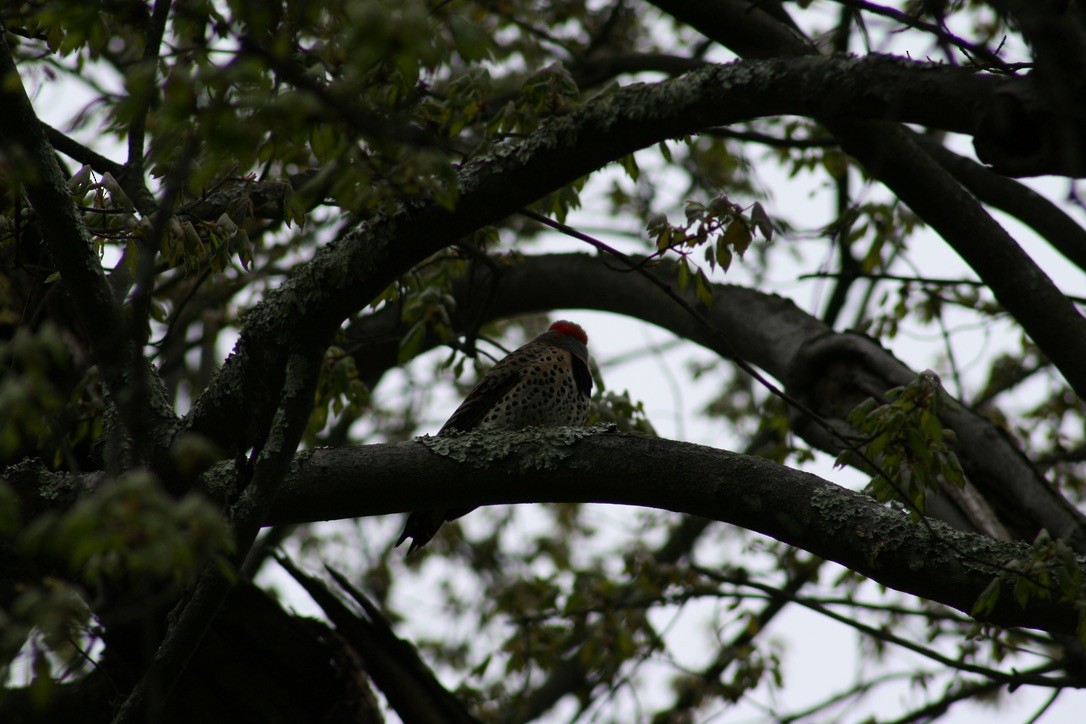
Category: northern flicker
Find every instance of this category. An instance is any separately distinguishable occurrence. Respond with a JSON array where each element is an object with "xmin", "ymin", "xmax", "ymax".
[{"xmin": 396, "ymin": 320, "xmax": 593, "ymax": 553}]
